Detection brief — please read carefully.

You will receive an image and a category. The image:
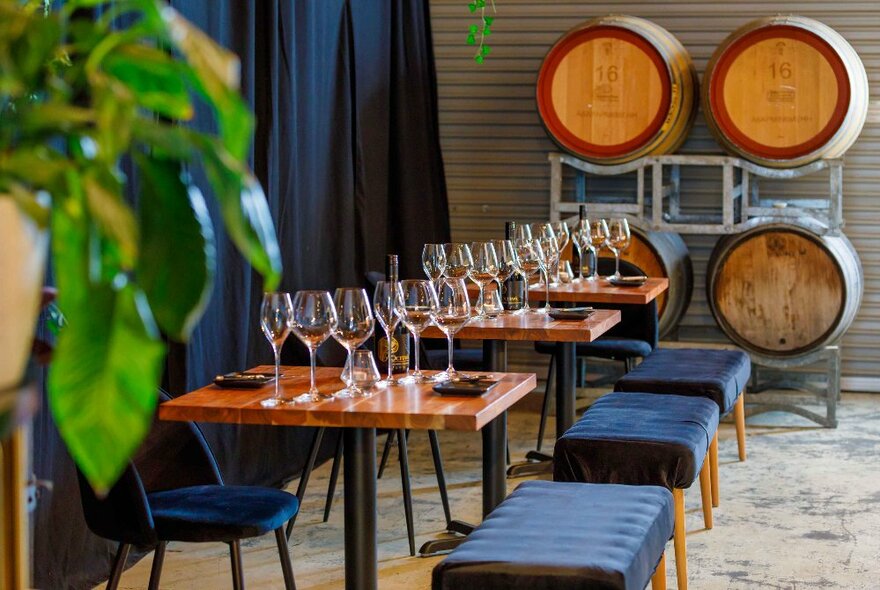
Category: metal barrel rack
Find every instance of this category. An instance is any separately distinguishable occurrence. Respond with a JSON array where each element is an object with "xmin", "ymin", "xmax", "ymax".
[{"xmin": 548, "ymin": 151, "xmax": 848, "ymax": 427}]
